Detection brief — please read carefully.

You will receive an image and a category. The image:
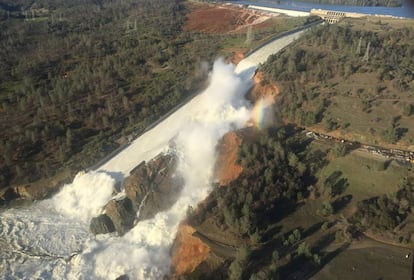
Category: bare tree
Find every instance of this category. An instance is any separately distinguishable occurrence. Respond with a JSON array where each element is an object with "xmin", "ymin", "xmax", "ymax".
[{"xmin": 363, "ymin": 41, "xmax": 370, "ymax": 62}]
